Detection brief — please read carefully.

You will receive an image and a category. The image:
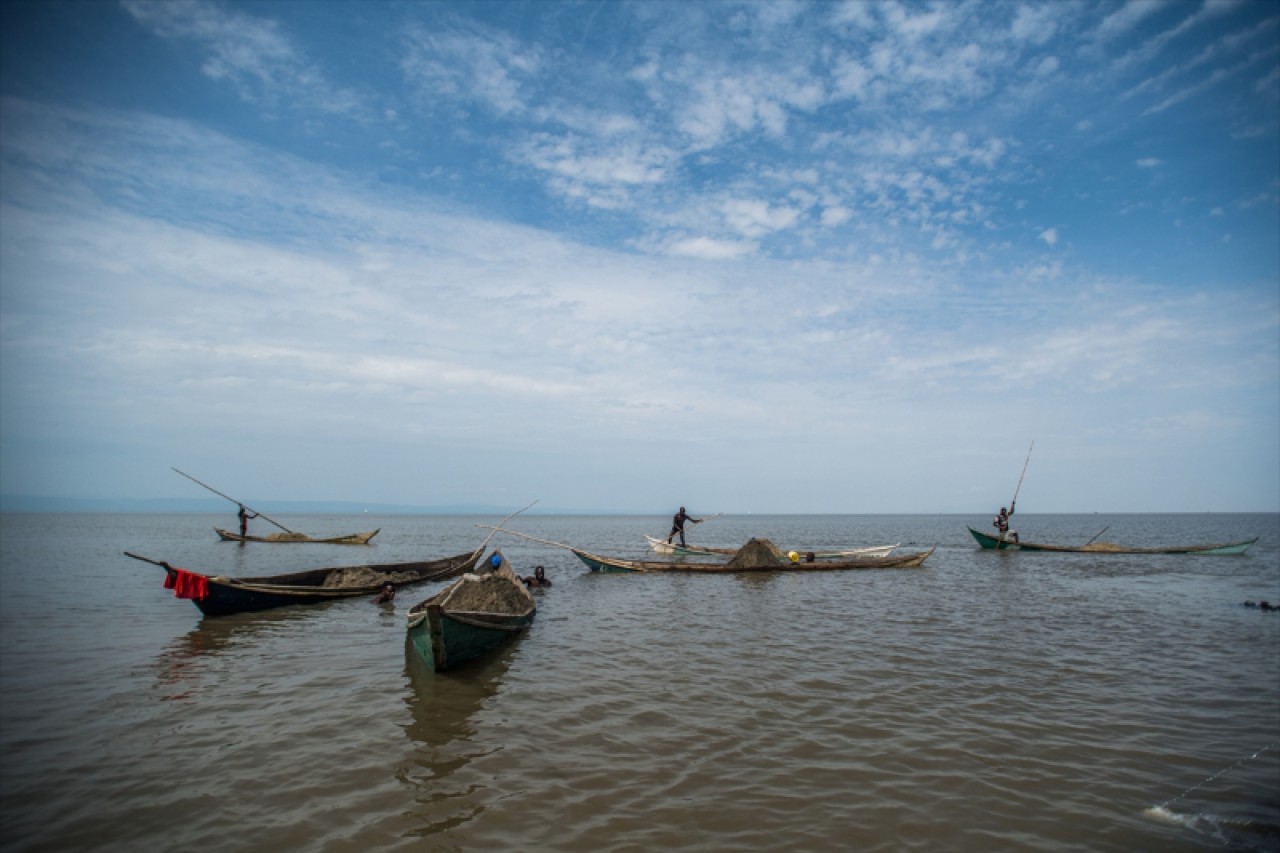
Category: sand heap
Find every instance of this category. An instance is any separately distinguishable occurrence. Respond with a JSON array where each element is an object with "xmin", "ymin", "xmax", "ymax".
[
  {"xmin": 321, "ymin": 566, "xmax": 427, "ymax": 587},
  {"xmin": 266, "ymin": 532, "xmax": 311, "ymax": 542},
  {"xmin": 442, "ymin": 573, "xmax": 532, "ymax": 613},
  {"xmin": 725, "ymin": 537, "xmax": 787, "ymax": 568}
]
